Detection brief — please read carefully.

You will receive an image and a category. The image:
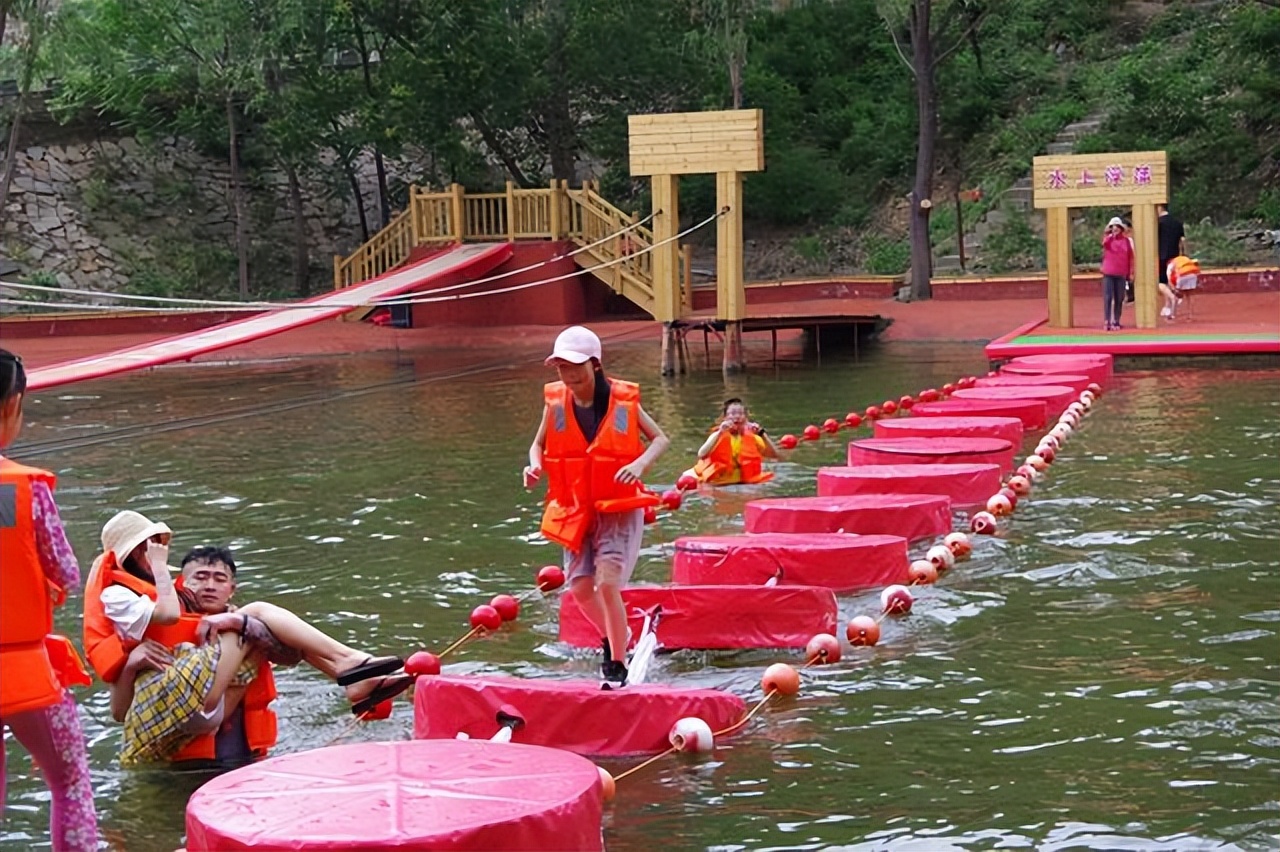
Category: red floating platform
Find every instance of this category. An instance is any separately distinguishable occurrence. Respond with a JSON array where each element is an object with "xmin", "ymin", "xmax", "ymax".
[
  {"xmin": 185, "ymin": 740, "xmax": 603, "ymax": 851},
  {"xmin": 559, "ymin": 584, "xmax": 838, "ymax": 651},
  {"xmin": 911, "ymin": 398, "xmax": 1048, "ymax": 431},
  {"xmin": 413, "ymin": 675, "xmax": 746, "ymax": 757},
  {"xmin": 975, "ymin": 372, "xmax": 1093, "ymax": 395},
  {"xmin": 951, "ymin": 385, "xmax": 1076, "ymax": 419},
  {"xmin": 816, "ymin": 462, "xmax": 1002, "ymax": 508},
  {"xmin": 874, "ymin": 415, "xmax": 1024, "ymax": 447},
  {"xmin": 1002, "ymin": 353, "xmax": 1113, "ymax": 387},
  {"xmin": 744, "ymin": 493, "xmax": 952, "ymax": 541},
  {"xmin": 671, "ymin": 532, "xmax": 908, "ymax": 591},
  {"xmin": 847, "ymin": 436, "xmax": 1015, "ymax": 472}
]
